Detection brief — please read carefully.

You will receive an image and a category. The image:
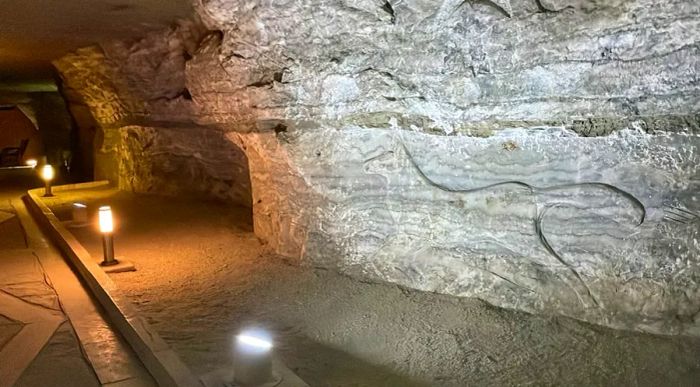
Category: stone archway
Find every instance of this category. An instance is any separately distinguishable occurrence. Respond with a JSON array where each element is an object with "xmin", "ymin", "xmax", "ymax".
[
  {"xmin": 118, "ymin": 125, "xmax": 253, "ymax": 220},
  {"xmin": 0, "ymin": 106, "xmax": 43, "ymax": 163}
]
